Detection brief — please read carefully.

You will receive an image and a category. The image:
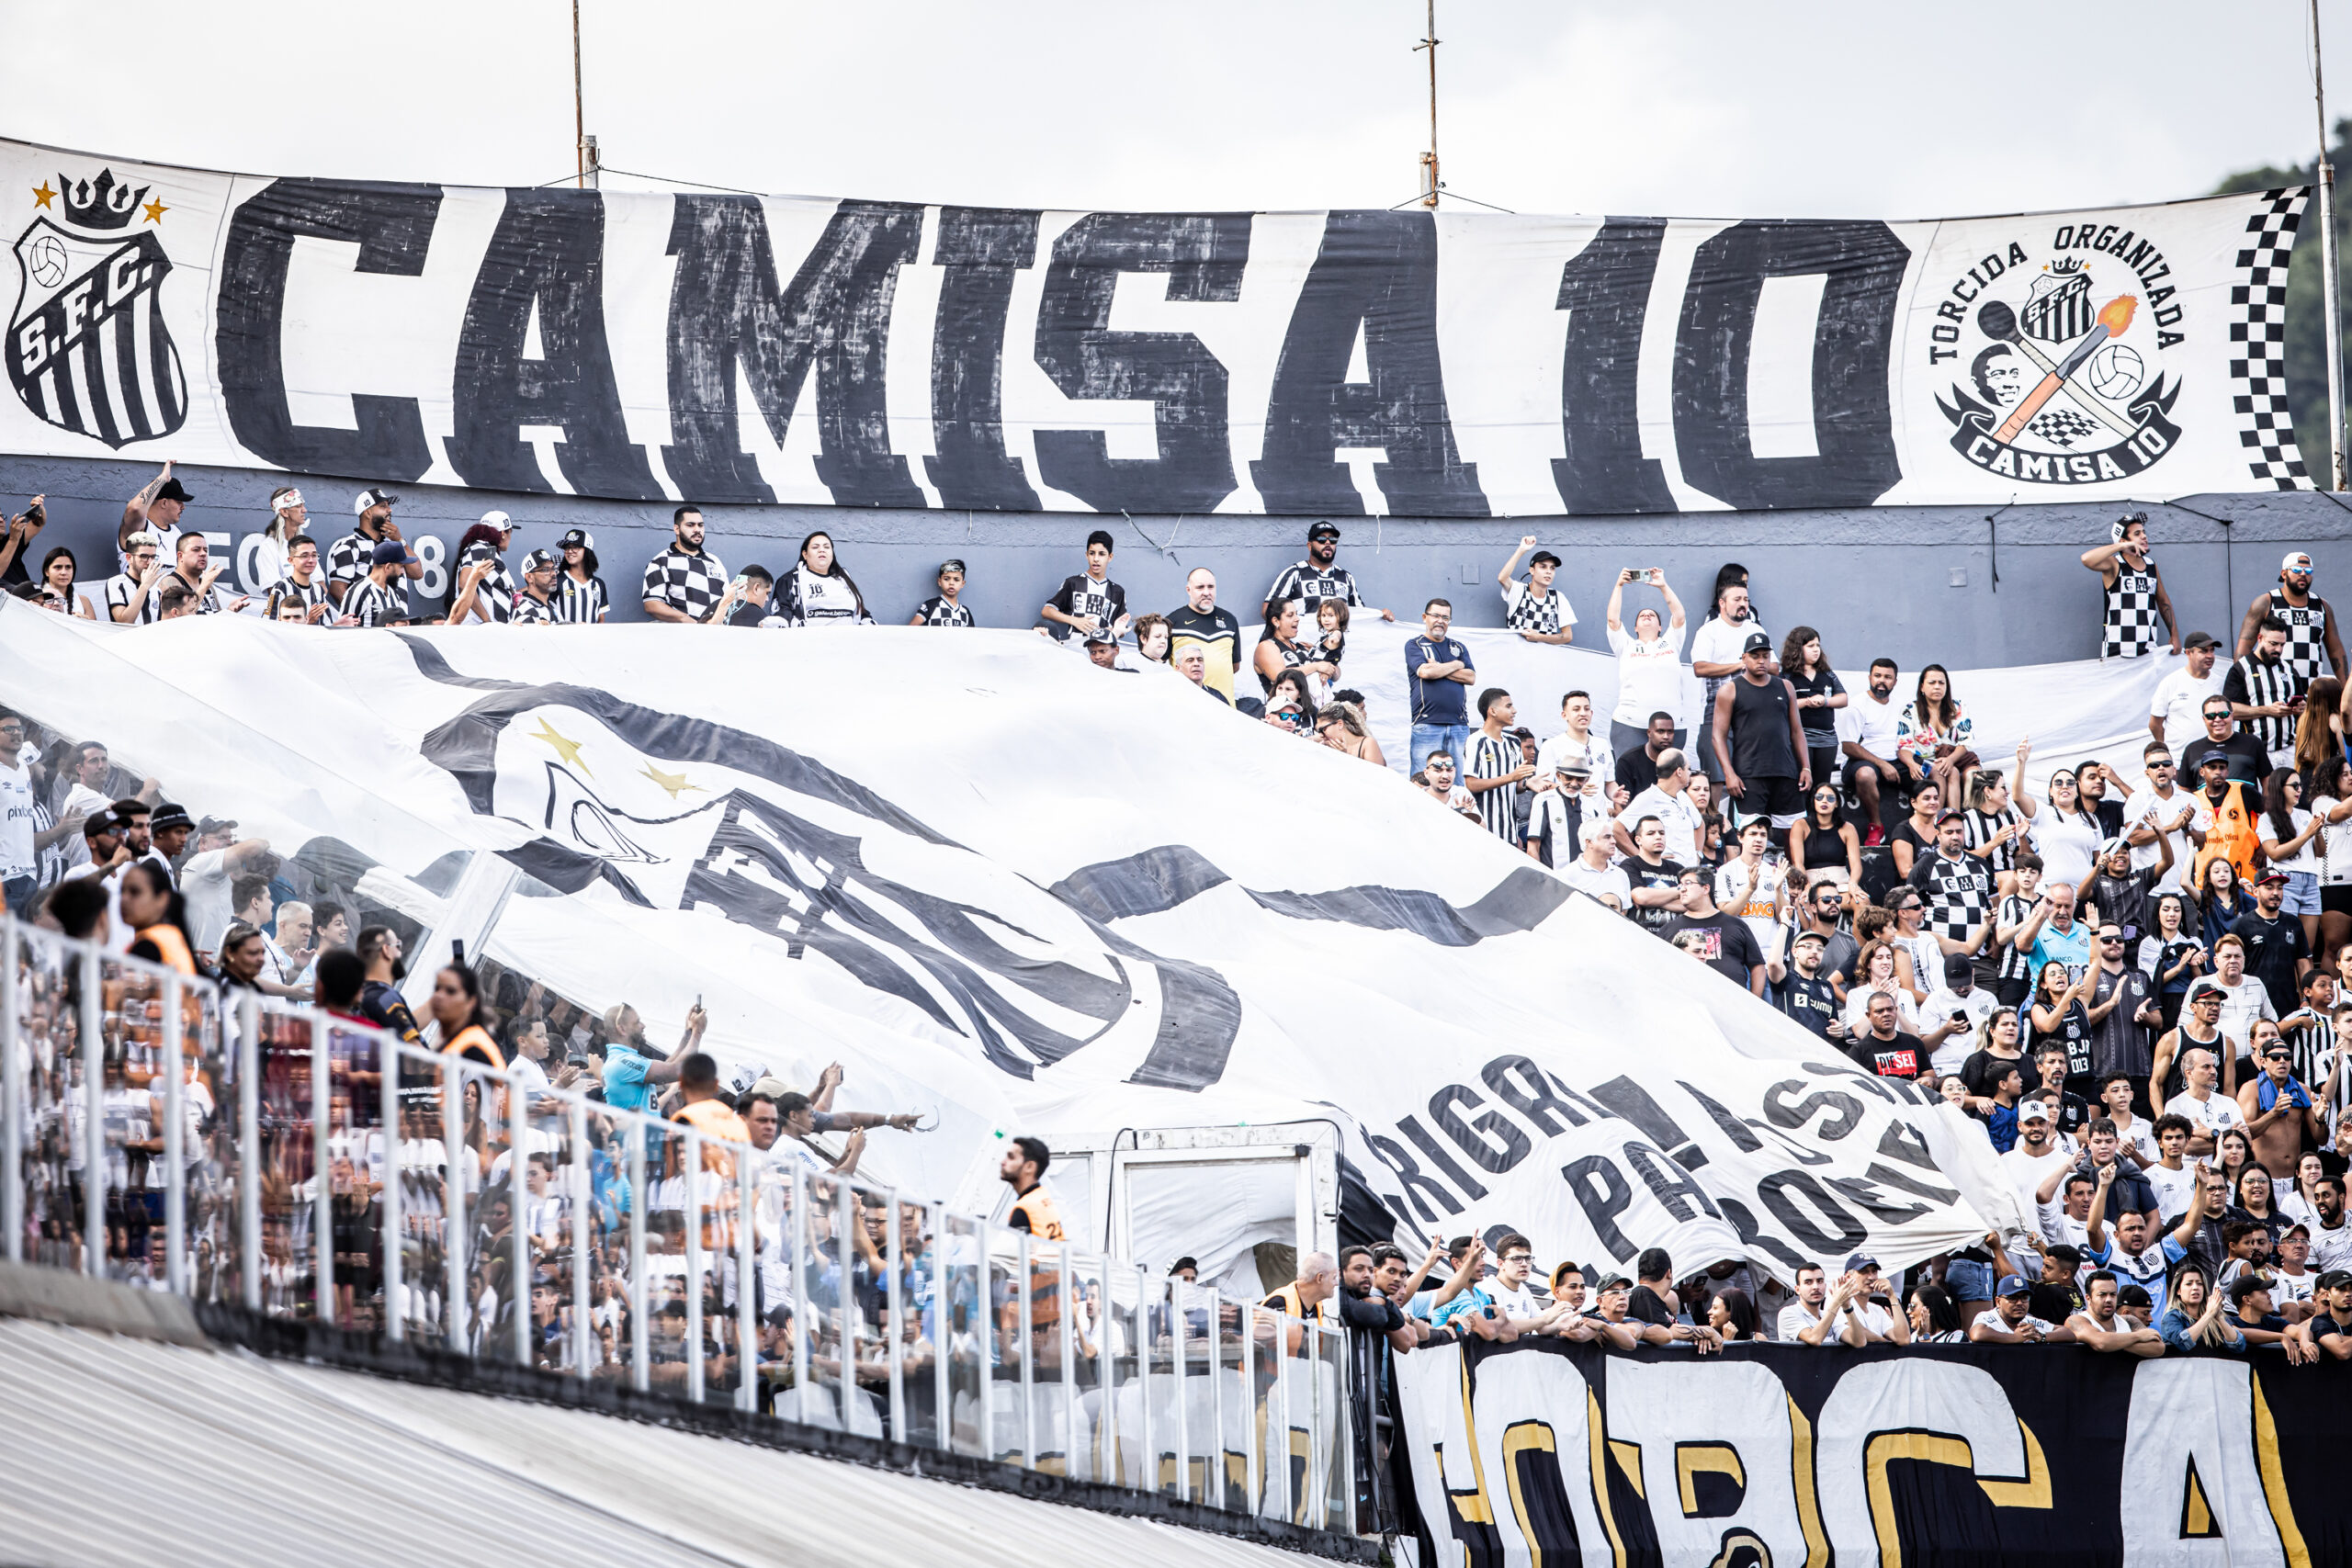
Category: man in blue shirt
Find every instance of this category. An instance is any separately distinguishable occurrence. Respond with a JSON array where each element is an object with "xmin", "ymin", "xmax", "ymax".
[
  {"xmin": 1406, "ymin": 598, "xmax": 1476, "ymax": 777},
  {"xmin": 2010, "ymin": 881, "xmax": 2094, "ymax": 990},
  {"xmin": 600, "ymin": 1000, "xmax": 707, "ymax": 1115}
]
